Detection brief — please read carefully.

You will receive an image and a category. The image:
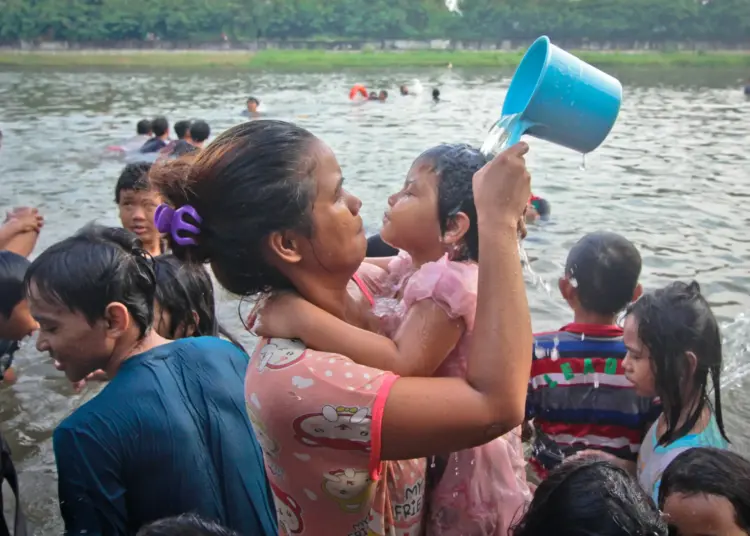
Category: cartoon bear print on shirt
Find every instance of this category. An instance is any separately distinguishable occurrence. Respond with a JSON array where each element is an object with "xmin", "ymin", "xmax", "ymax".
[
  {"xmin": 322, "ymin": 468, "xmax": 373, "ymax": 513},
  {"xmin": 293, "ymin": 404, "xmax": 371, "ymax": 452},
  {"xmin": 257, "ymin": 338, "xmax": 307, "ymax": 372},
  {"xmin": 271, "ymin": 481, "xmax": 304, "ymax": 535},
  {"xmin": 246, "ymin": 404, "xmax": 281, "ymax": 458}
]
